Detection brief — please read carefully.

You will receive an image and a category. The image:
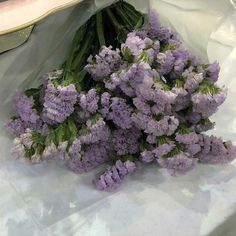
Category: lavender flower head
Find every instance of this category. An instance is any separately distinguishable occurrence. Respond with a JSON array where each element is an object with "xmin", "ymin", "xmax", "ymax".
[
  {"xmin": 156, "ymin": 51, "xmax": 175, "ymax": 75},
  {"xmin": 68, "ymin": 142, "xmax": 112, "ymax": 173},
  {"xmin": 191, "ymin": 87, "xmax": 227, "ymax": 117},
  {"xmin": 157, "ymin": 153, "xmax": 198, "ymax": 176},
  {"xmin": 95, "ymin": 160, "xmax": 136, "ymax": 192},
  {"xmin": 79, "ymin": 89, "xmax": 99, "ymax": 113},
  {"xmin": 141, "ymin": 150, "xmax": 155, "ymax": 163},
  {"xmin": 175, "ymin": 132, "xmax": 199, "ymax": 145},
  {"xmin": 206, "ymin": 61, "xmax": 220, "ymax": 82},
  {"xmin": 85, "ymin": 46, "xmax": 121, "ymax": 80},
  {"xmin": 112, "ymin": 128, "xmax": 141, "ymax": 155},
  {"xmin": 42, "ymin": 81, "xmax": 77, "ymax": 125},
  {"xmin": 14, "ymin": 92, "xmax": 39, "ymax": 124}
]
